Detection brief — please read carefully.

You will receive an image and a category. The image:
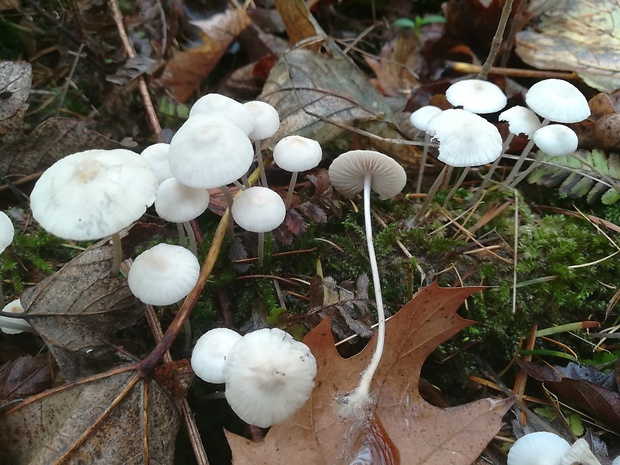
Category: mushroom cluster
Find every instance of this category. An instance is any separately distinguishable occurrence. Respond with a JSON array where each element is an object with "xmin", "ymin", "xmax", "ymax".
[{"xmin": 191, "ymin": 327, "xmax": 317, "ymax": 428}]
